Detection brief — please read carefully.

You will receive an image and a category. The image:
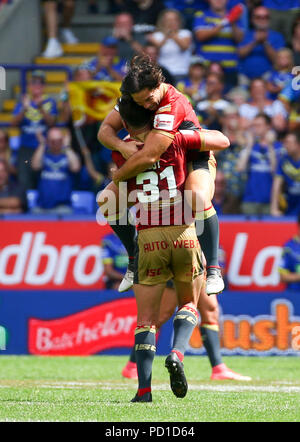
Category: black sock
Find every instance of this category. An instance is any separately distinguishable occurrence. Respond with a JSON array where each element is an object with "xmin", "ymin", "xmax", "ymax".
[
  {"xmin": 200, "ymin": 324, "xmax": 222, "ymax": 367},
  {"xmin": 109, "ymin": 209, "xmax": 136, "ymax": 270},
  {"xmin": 172, "ymin": 305, "xmax": 198, "ymax": 360},
  {"xmin": 129, "ymin": 345, "xmax": 136, "ymax": 363},
  {"xmin": 196, "ymin": 209, "xmax": 220, "ymax": 269},
  {"xmin": 135, "ymin": 325, "xmax": 156, "ymax": 394}
]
